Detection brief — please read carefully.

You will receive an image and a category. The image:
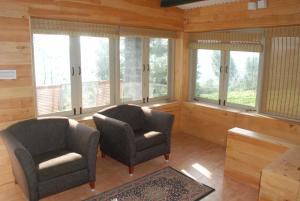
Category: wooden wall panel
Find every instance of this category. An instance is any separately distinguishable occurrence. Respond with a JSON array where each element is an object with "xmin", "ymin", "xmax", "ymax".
[
  {"xmin": 184, "ymin": 0, "xmax": 300, "ymax": 32},
  {"xmin": 0, "ymin": 17, "xmax": 30, "ymax": 42},
  {"xmin": 25, "ymin": 0, "xmax": 183, "ymax": 31},
  {"xmin": 180, "ymin": 102, "xmax": 300, "ymax": 146},
  {"xmin": 259, "ymin": 170, "xmax": 300, "ymax": 201},
  {"xmin": 180, "ymin": 102, "xmax": 236, "ymax": 145},
  {"xmin": 225, "ymin": 128, "xmax": 290, "ymax": 188},
  {"xmin": 235, "ymin": 113, "xmax": 300, "ymax": 145},
  {"xmin": 0, "ymin": 0, "xmax": 183, "ymax": 131},
  {"xmin": 259, "ymin": 146, "xmax": 300, "ymax": 201},
  {"xmin": 0, "ymin": 1, "xmax": 183, "ymax": 188},
  {"xmin": 0, "ymin": 139, "xmax": 14, "ymax": 186}
]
